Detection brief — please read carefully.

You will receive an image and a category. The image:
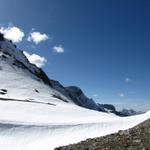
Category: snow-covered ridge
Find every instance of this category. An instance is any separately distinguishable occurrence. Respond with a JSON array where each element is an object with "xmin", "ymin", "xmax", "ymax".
[
  {"xmin": 0, "ymin": 36, "xmax": 103, "ymax": 111},
  {"xmin": 0, "ymin": 36, "xmax": 146, "ymax": 114},
  {"xmin": 0, "ymin": 36, "xmax": 70, "ymax": 103},
  {"xmin": 0, "ymin": 39, "xmax": 52, "ymax": 86}
]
